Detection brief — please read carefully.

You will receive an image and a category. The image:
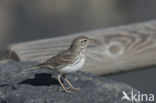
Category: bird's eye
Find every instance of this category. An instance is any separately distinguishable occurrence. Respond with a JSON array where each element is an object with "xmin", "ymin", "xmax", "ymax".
[{"xmin": 84, "ymin": 40, "xmax": 87, "ymax": 42}]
